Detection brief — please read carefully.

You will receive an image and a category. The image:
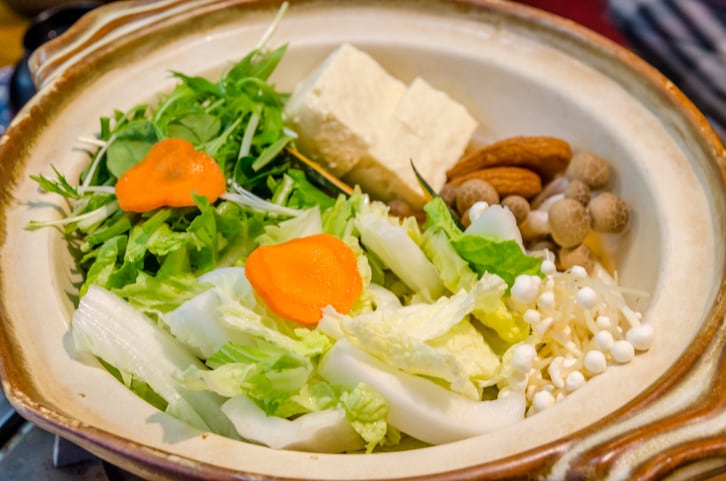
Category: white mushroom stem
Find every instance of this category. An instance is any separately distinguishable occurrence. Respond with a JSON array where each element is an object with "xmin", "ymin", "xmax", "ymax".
[
  {"xmin": 535, "ymin": 193, "xmax": 565, "ymax": 212},
  {"xmin": 531, "ymin": 176, "xmax": 570, "ymax": 209},
  {"xmin": 547, "ymin": 356, "xmax": 565, "ymax": 388},
  {"xmin": 465, "ymin": 204, "xmax": 524, "ymax": 251},
  {"xmin": 520, "ymin": 210, "xmax": 550, "ymax": 239},
  {"xmin": 590, "ymin": 261, "xmax": 617, "ymax": 285},
  {"xmin": 620, "ymin": 305, "xmax": 642, "ymax": 327}
]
